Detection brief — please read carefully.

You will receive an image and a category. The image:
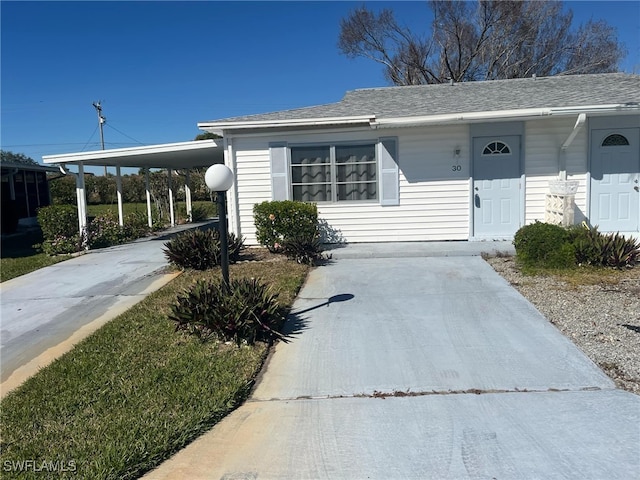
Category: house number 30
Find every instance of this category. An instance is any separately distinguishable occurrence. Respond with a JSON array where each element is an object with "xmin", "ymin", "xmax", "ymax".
[{"xmin": 451, "ymin": 165, "xmax": 462, "ymax": 171}]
